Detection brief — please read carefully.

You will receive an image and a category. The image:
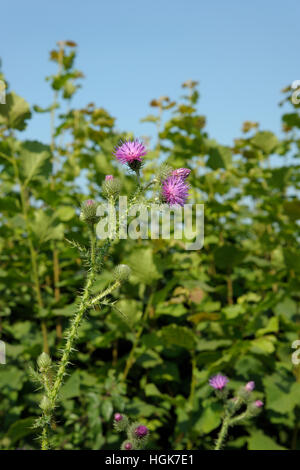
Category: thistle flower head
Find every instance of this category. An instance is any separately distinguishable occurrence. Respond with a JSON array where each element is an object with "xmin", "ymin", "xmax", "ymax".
[
  {"xmin": 135, "ymin": 425, "xmax": 149, "ymax": 438},
  {"xmin": 124, "ymin": 442, "xmax": 133, "ymax": 450},
  {"xmin": 255, "ymin": 400, "xmax": 263, "ymax": 408},
  {"xmin": 114, "ymin": 413, "xmax": 123, "ymax": 422},
  {"xmin": 209, "ymin": 374, "xmax": 229, "ymax": 390},
  {"xmin": 161, "ymin": 175, "xmax": 190, "ymax": 206},
  {"xmin": 37, "ymin": 352, "xmax": 51, "ymax": 371},
  {"xmin": 171, "ymin": 168, "xmax": 191, "ymax": 179},
  {"xmin": 245, "ymin": 381, "xmax": 255, "ymax": 392},
  {"xmin": 113, "ymin": 264, "xmax": 131, "ymax": 282},
  {"xmin": 102, "ymin": 177, "xmax": 122, "ymax": 200},
  {"xmin": 114, "ymin": 139, "xmax": 147, "ymax": 171},
  {"xmin": 79, "ymin": 199, "xmax": 99, "ymax": 225}
]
